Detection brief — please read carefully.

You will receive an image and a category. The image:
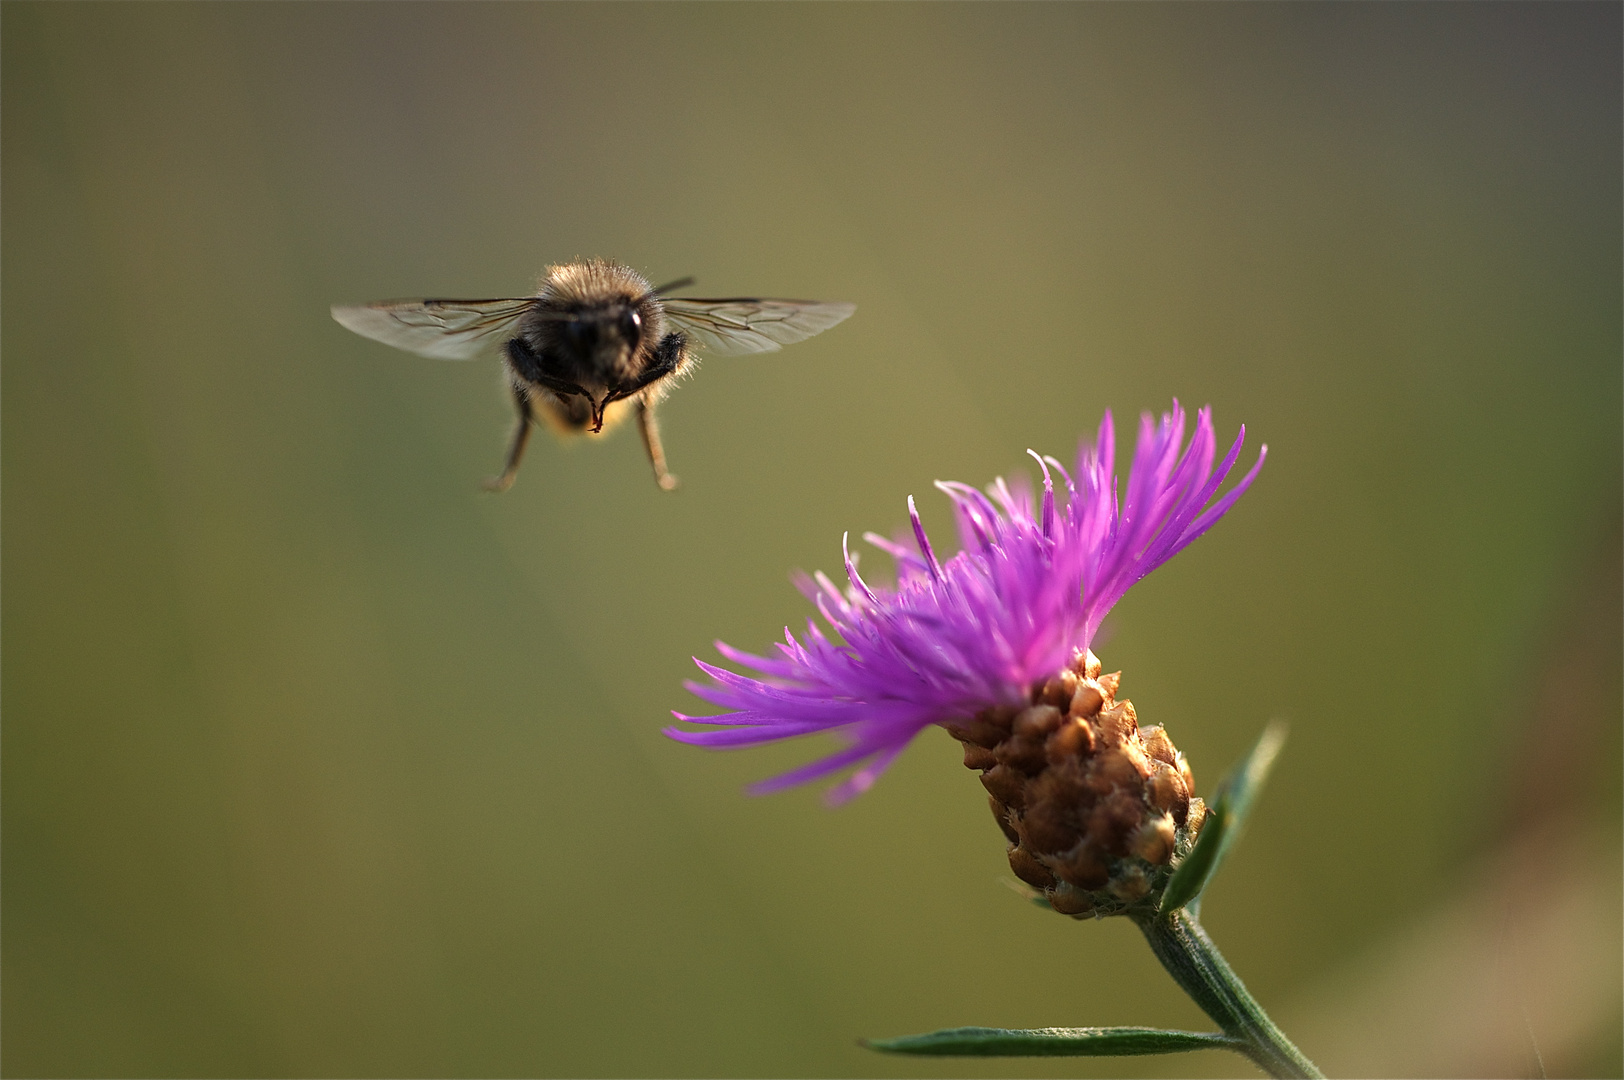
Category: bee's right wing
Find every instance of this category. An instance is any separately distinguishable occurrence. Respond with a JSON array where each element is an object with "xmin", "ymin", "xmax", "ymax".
[
  {"xmin": 330, "ymin": 298, "xmax": 536, "ymax": 360},
  {"xmin": 660, "ymin": 298, "xmax": 856, "ymax": 357}
]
